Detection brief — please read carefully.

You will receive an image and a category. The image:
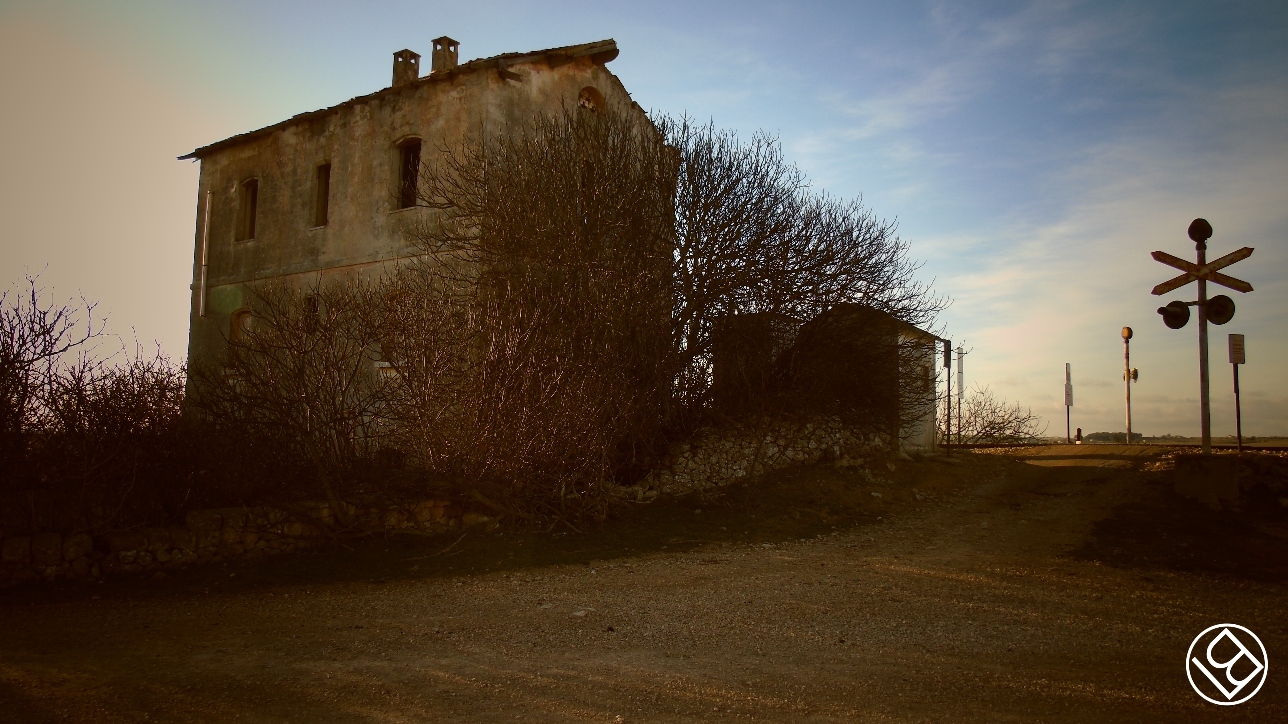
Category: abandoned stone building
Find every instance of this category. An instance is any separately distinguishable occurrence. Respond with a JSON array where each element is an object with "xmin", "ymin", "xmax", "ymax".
[
  {"xmin": 179, "ymin": 35, "xmax": 940, "ymax": 454},
  {"xmin": 180, "ymin": 37, "xmax": 638, "ymax": 371}
]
